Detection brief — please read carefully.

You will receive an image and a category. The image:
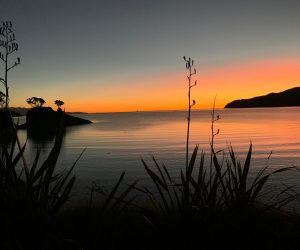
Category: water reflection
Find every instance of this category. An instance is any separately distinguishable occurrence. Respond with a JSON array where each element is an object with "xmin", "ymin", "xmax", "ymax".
[
  {"xmin": 27, "ymin": 129, "xmax": 55, "ymax": 142},
  {"xmin": 78, "ymin": 111, "xmax": 185, "ymax": 131},
  {"xmin": 14, "ymin": 108, "xmax": 300, "ymax": 198}
]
